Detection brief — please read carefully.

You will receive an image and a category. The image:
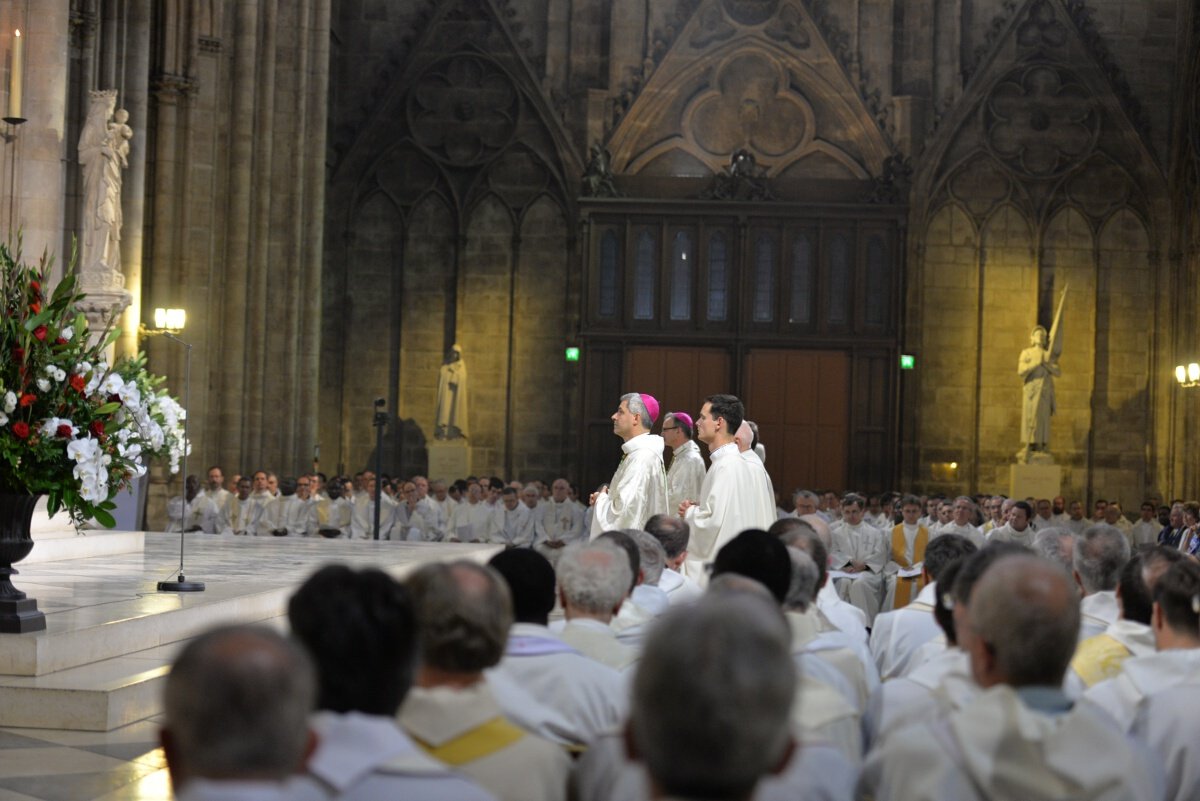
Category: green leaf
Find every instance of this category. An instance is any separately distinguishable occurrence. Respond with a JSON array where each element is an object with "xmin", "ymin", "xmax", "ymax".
[
  {"xmin": 22, "ymin": 308, "xmax": 54, "ymax": 332},
  {"xmin": 91, "ymin": 508, "xmax": 116, "ymax": 528},
  {"xmin": 95, "ymin": 402, "xmax": 121, "ymax": 414}
]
